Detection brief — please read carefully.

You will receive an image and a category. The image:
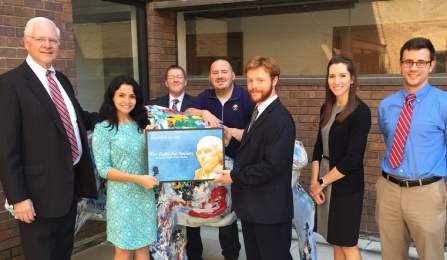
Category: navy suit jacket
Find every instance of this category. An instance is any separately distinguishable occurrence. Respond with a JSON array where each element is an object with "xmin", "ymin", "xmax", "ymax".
[
  {"xmin": 149, "ymin": 93, "xmax": 194, "ymax": 112},
  {"xmin": 0, "ymin": 61, "xmax": 99, "ymax": 218},
  {"xmin": 230, "ymin": 98, "xmax": 296, "ymax": 224}
]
